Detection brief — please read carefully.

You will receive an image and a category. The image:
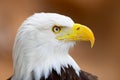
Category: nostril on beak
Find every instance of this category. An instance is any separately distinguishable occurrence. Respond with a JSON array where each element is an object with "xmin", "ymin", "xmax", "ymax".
[{"xmin": 76, "ymin": 27, "xmax": 80, "ymax": 30}]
